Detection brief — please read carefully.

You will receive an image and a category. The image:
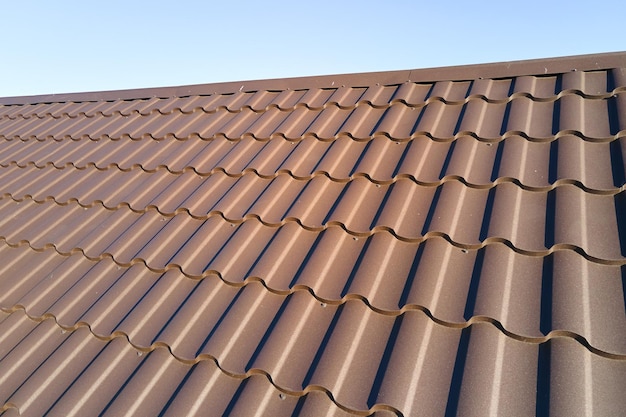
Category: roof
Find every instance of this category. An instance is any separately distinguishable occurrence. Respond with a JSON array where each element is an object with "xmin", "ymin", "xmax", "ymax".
[{"xmin": 0, "ymin": 51, "xmax": 625, "ymax": 416}]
